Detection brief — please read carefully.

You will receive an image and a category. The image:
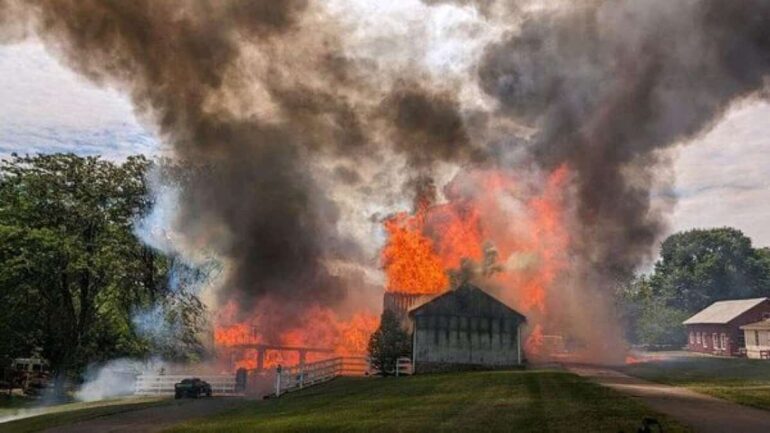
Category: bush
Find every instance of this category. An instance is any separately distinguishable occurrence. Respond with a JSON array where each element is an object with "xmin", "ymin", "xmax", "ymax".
[{"xmin": 367, "ymin": 310, "xmax": 411, "ymax": 375}]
